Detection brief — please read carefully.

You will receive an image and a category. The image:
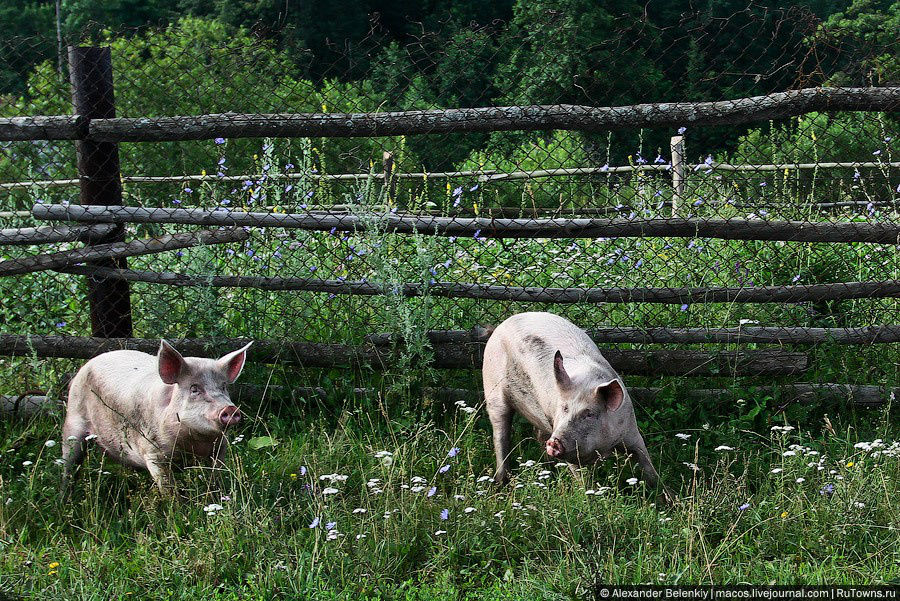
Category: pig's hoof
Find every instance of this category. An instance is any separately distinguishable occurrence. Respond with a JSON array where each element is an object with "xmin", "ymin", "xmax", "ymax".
[{"xmin": 545, "ymin": 438, "xmax": 565, "ymax": 458}]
